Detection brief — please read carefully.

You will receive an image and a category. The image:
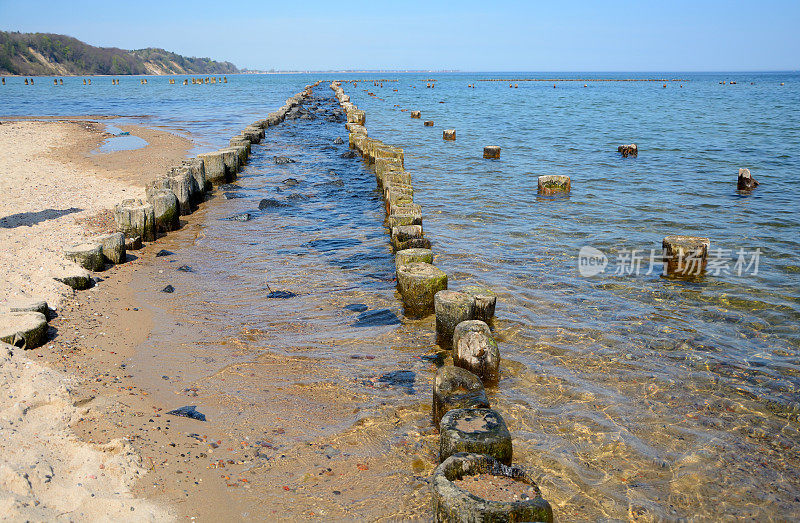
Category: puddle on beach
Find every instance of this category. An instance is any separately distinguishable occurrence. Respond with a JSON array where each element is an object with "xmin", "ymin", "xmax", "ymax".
[
  {"xmin": 92, "ymin": 122, "xmax": 148, "ymax": 154},
  {"xmin": 117, "ymin": 86, "xmax": 800, "ymax": 520}
]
